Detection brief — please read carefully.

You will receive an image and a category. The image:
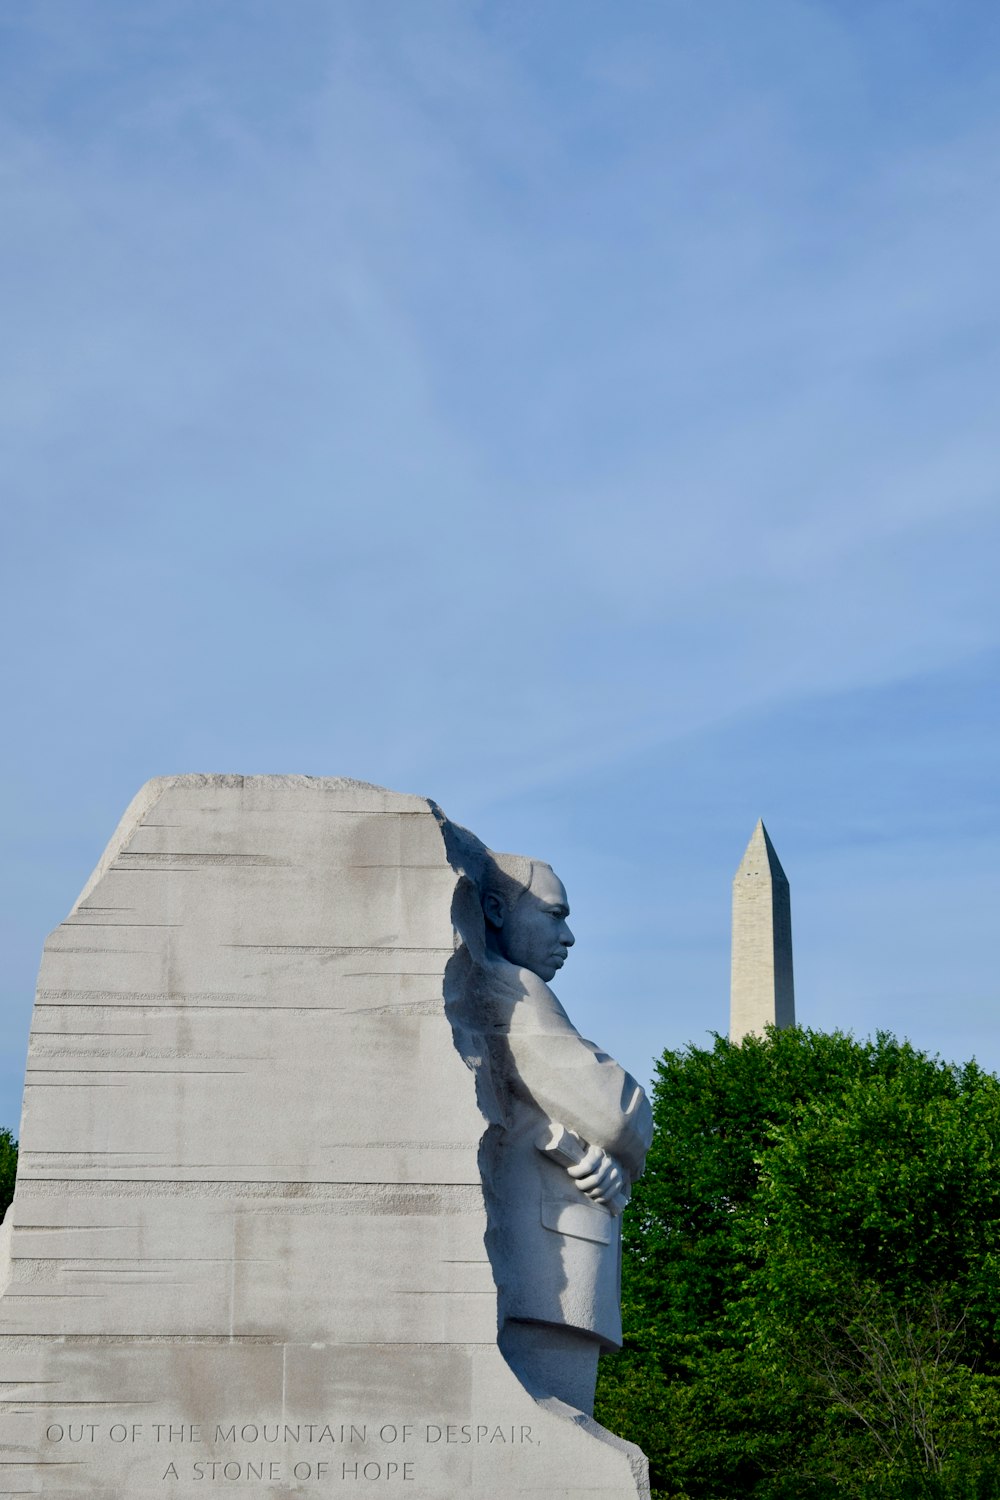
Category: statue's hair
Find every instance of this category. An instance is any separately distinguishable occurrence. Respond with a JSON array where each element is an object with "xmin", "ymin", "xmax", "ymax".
[{"xmin": 481, "ymin": 851, "xmax": 535, "ymax": 914}]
